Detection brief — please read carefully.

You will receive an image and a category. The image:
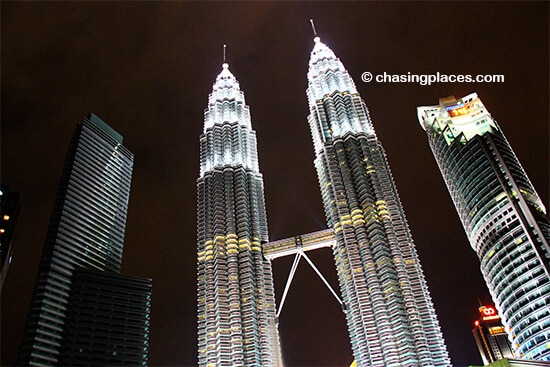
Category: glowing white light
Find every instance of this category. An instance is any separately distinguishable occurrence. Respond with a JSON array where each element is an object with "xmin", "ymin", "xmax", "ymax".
[{"xmin": 200, "ymin": 63, "xmax": 261, "ymax": 177}]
